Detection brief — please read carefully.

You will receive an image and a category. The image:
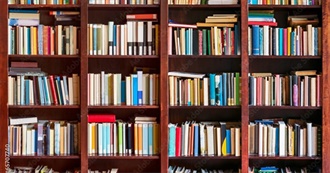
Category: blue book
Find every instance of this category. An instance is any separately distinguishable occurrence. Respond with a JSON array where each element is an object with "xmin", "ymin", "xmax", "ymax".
[
  {"xmin": 93, "ymin": 25, "xmax": 97, "ymax": 55},
  {"xmin": 27, "ymin": 0, "xmax": 31, "ymax": 4},
  {"xmin": 142, "ymin": 124, "xmax": 148, "ymax": 155},
  {"xmin": 62, "ymin": 76, "xmax": 69, "ymax": 105},
  {"xmin": 9, "ymin": 9, "xmax": 38, "ymax": 13},
  {"xmin": 148, "ymin": 124, "xmax": 153, "ymax": 155},
  {"xmin": 37, "ymin": 76, "xmax": 44, "ymax": 105},
  {"xmin": 27, "ymin": 27, "xmax": 31, "ymax": 55},
  {"xmin": 259, "ymin": 27, "xmax": 263, "ymax": 55},
  {"xmin": 219, "ymin": 75, "xmax": 223, "ymax": 106},
  {"xmin": 131, "ymin": 74, "xmax": 138, "ymax": 106},
  {"xmin": 38, "ymin": 25, "xmax": 43, "ymax": 55},
  {"xmin": 279, "ymin": 28, "xmax": 283, "ymax": 56},
  {"xmin": 103, "ymin": 124, "xmax": 106, "ymax": 155},
  {"xmin": 168, "ymin": 124, "xmax": 176, "ymax": 157},
  {"xmin": 252, "ymin": 25, "xmax": 260, "ymax": 55},
  {"xmin": 222, "ymin": 73, "xmax": 227, "ymax": 106},
  {"xmin": 314, "ymin": 27, "xmax": 318, "ymax": 55},
  {"xmin": 209, "ymin": 74, "xmax": 216, "ymax": 106},
  {"xmin": 275, "ymin": 127, "xmax": 279, "ymax": 155},
  {"xmin": 106, "ymin": 124, "xmax": 110, "ymax": 155},
  {"xmin": 137, "ymin": 71, "xmax": 143, "ymax": 105},
  {"xmin": 226, "ymin": 129, "xmax": 231, "ymax": 155},
  {"xmin": 193, "ymin": 124, "xmax": 199, "ymax": 156},
  {"xmin": 35, "ymin": 129, "xmax": 38, "ymax": 154},
  {"xmin": 121, "ymin": 81, "xmax": 126, "ymax": 105},
  {"xmin": 25, "ymin": 80, "xmax": 29, "ymax": 105},
  {"xmin": 291, "ymin": 31, "xmax": 295, "ymax": 56},
  {"xmin": 185, "ymin": 29, "xmax": 188, "ymax": 55},
  {"xmin": 42, "ymin": 76, "xmax": 50, "ymax": 105}
]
